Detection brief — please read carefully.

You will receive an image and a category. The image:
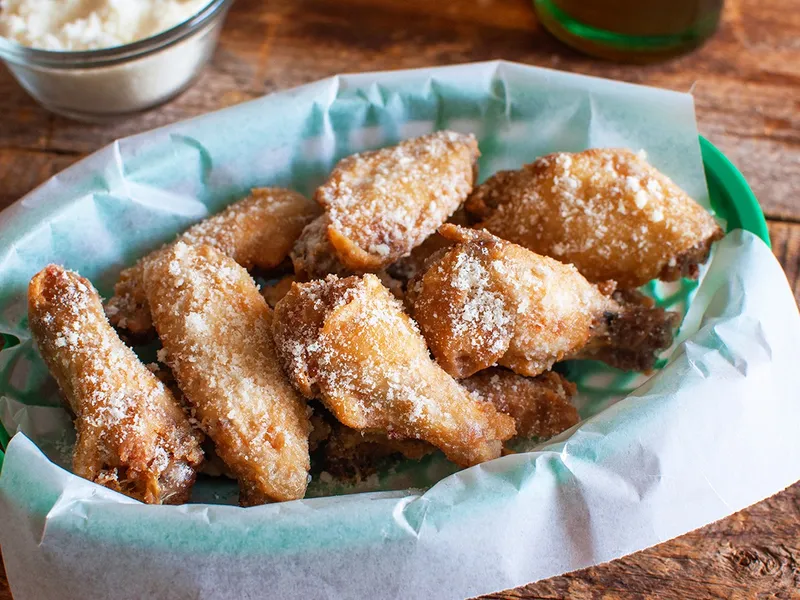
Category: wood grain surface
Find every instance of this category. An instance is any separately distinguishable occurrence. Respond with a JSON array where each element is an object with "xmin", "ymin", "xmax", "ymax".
[{"xmin": 0, "ymin": 0, "xmax": 798, "ymax": 598}]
